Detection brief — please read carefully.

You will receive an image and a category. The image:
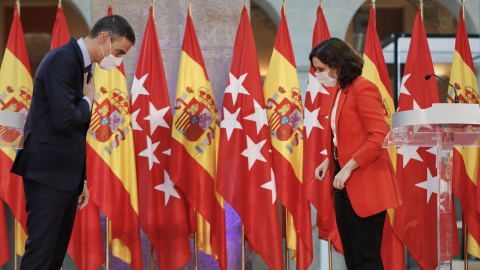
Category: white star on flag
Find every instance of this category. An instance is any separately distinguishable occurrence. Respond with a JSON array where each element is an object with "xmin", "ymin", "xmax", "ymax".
[
  {"xmin": 155, "ymin": 170, "xmax": 181, "ymax": 206},
  {"xmin": 220, "ymin": 107, "xmax": 243, "ymax": 141},
  {"xmin": 306, "ymin": 72, "xmax": 329, "ymax": 103},
  {"xmin": 320, "ymin": 149, "xmax": 327, "ymax": 156},
  {"xmin": 131, "ymin": 73, "xmax": 150, "ymax": 105},
  {"xmin": 144, "ymin": 102, "xmax": 170, "ymax": 135},
  {"xmin": 138, "ymin": 135, "xmax": 160, "ymax": 170},
  {"xmin": 397, "ymin": 146, "xmax": 423, "ymax": 168},
  {"xmin": 163, "ymin": 148, "xmax": 171, "ymax": 156},
  {"xmin": 304, "ymin": 107, "xmax": 323, "ymax": 138},
  {"xmin": 260, "ymin": 168, "xmax": 277, "ymax": 204},
  {"xmin": 399, "ymin": 74, "xmax": 412, "ymax": 96},
  {"xmin": 225, "ymin": 72, "xmax": 250, "ymax": 105},
  {"xmin": 415, "ymin": 168, "xmax": 438, "ymax": 203},
  {"xmin": 244, "ymin": 99, "xmax": 269, "ymax": 135},
  {"xmin": 241, "ymin": 136, "xmax": 267, "ymax": 170},
  {"xmin": 131, "ymin": 109, "xmax": 143, "ymax": 131}
]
